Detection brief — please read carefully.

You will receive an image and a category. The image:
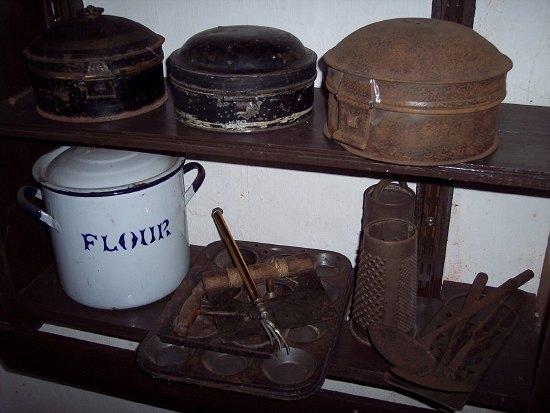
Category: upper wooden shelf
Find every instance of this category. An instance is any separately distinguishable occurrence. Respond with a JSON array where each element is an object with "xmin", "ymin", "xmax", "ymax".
[{"xmin": 0, "ymin": 87, "xmax": 548, "ymax": 191}]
